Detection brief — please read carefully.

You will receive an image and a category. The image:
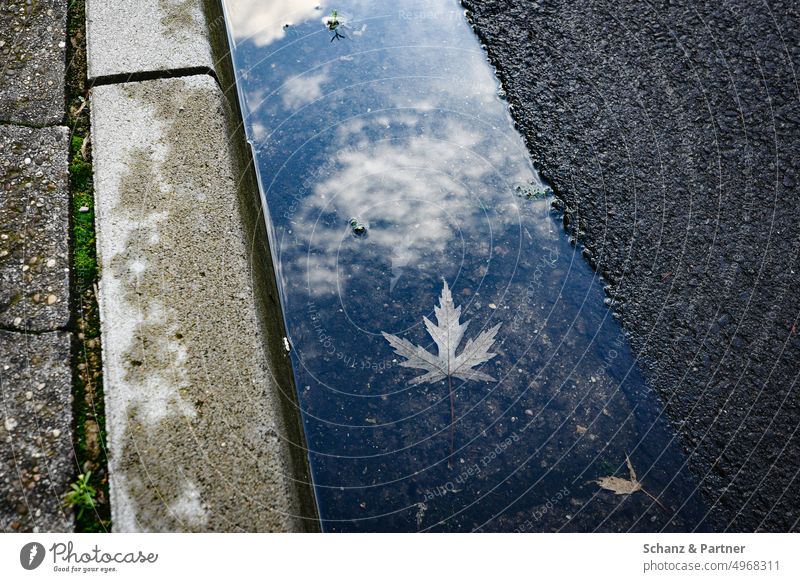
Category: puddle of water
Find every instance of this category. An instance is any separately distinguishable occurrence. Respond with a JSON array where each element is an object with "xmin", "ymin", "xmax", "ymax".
[{"xmin": 221, "ymin": 0, "xmax": 707, "ymax": 531}]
